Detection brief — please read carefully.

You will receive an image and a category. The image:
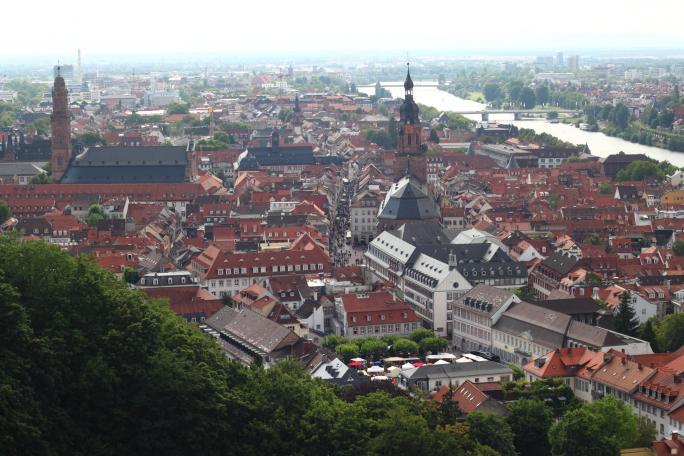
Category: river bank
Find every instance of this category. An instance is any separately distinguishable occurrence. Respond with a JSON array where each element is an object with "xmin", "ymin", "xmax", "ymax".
[{"xmin": 358, "ymin": 81, "xmax": 684, "ymax": 166}]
